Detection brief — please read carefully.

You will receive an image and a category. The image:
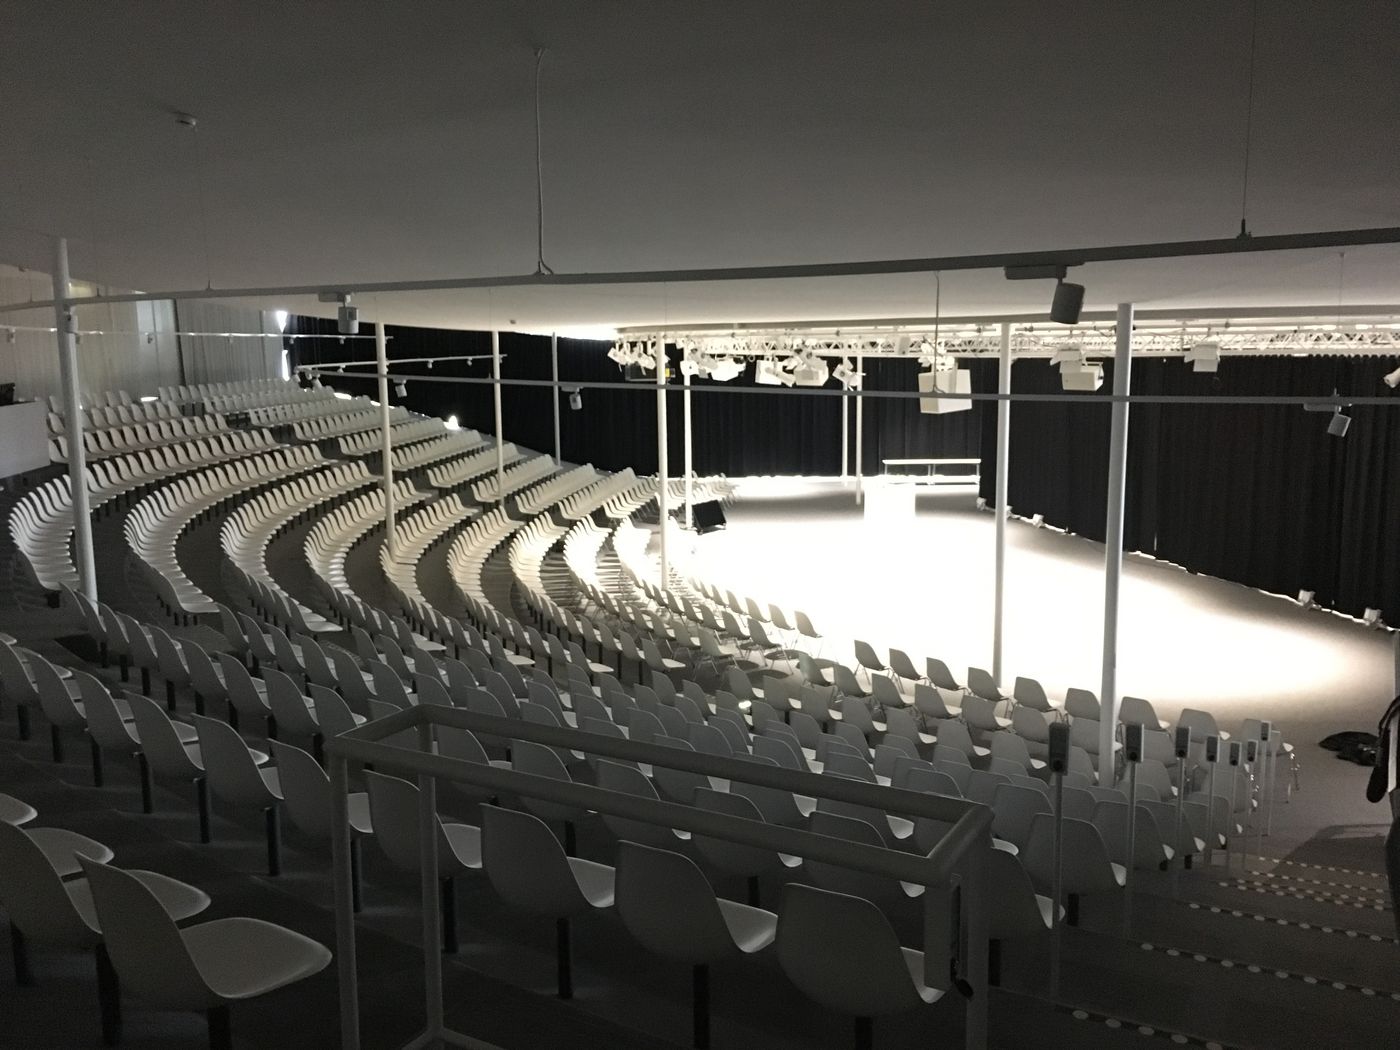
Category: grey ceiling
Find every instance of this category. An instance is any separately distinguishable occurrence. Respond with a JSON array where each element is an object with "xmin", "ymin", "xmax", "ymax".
[{"xmin": 2, "ymin": 1, "xmax": 1398, "ymax": 330}]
